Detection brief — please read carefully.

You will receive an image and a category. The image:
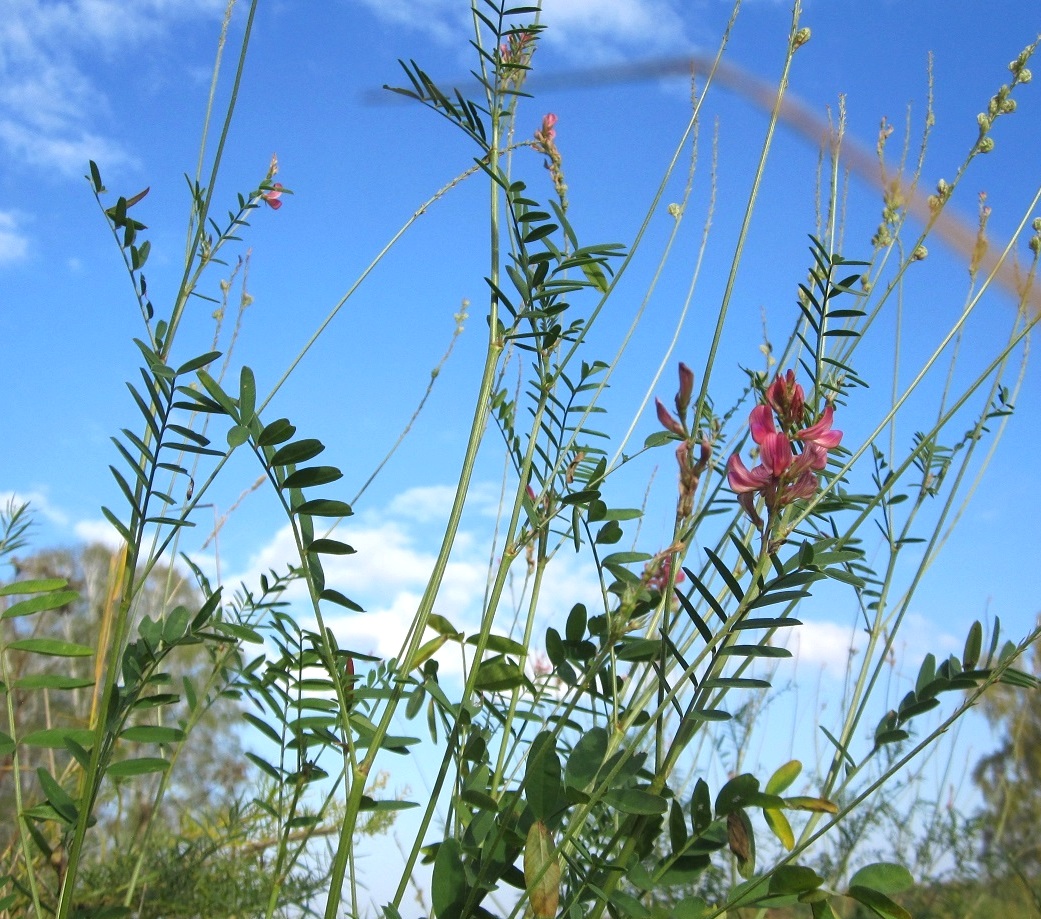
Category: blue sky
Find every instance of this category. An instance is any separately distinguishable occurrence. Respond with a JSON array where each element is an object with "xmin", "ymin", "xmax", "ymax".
[{"xmin": 3, "ymin": 2, "xmax": 1041, "ymax": 883}]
